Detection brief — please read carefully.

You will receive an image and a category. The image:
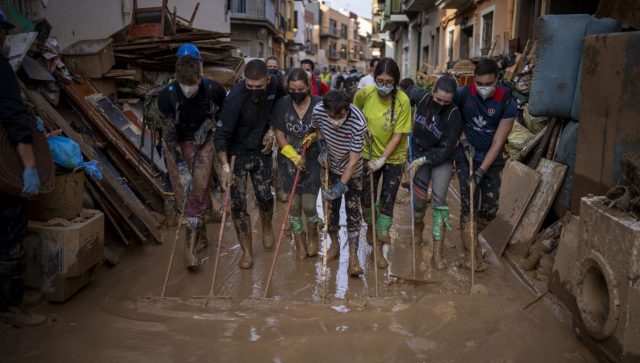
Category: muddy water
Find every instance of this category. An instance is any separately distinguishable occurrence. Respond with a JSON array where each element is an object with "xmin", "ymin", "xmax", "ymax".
[{"xmin": 0, "ymin": 181, "xmax": 596, "ymax": 362}]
